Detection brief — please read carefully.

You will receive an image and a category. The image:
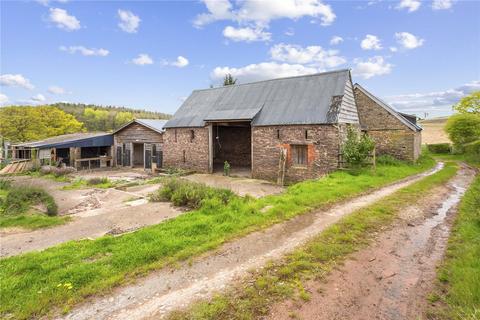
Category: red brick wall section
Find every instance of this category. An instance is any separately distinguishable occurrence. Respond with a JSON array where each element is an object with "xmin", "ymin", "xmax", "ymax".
[
  {"xmin": 163, "ymin": 127, "xmax": 209, "ymax": 173},
  {"xmin": 252, "ymin": 125, "xmax": 344, "ymax": 183}
]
